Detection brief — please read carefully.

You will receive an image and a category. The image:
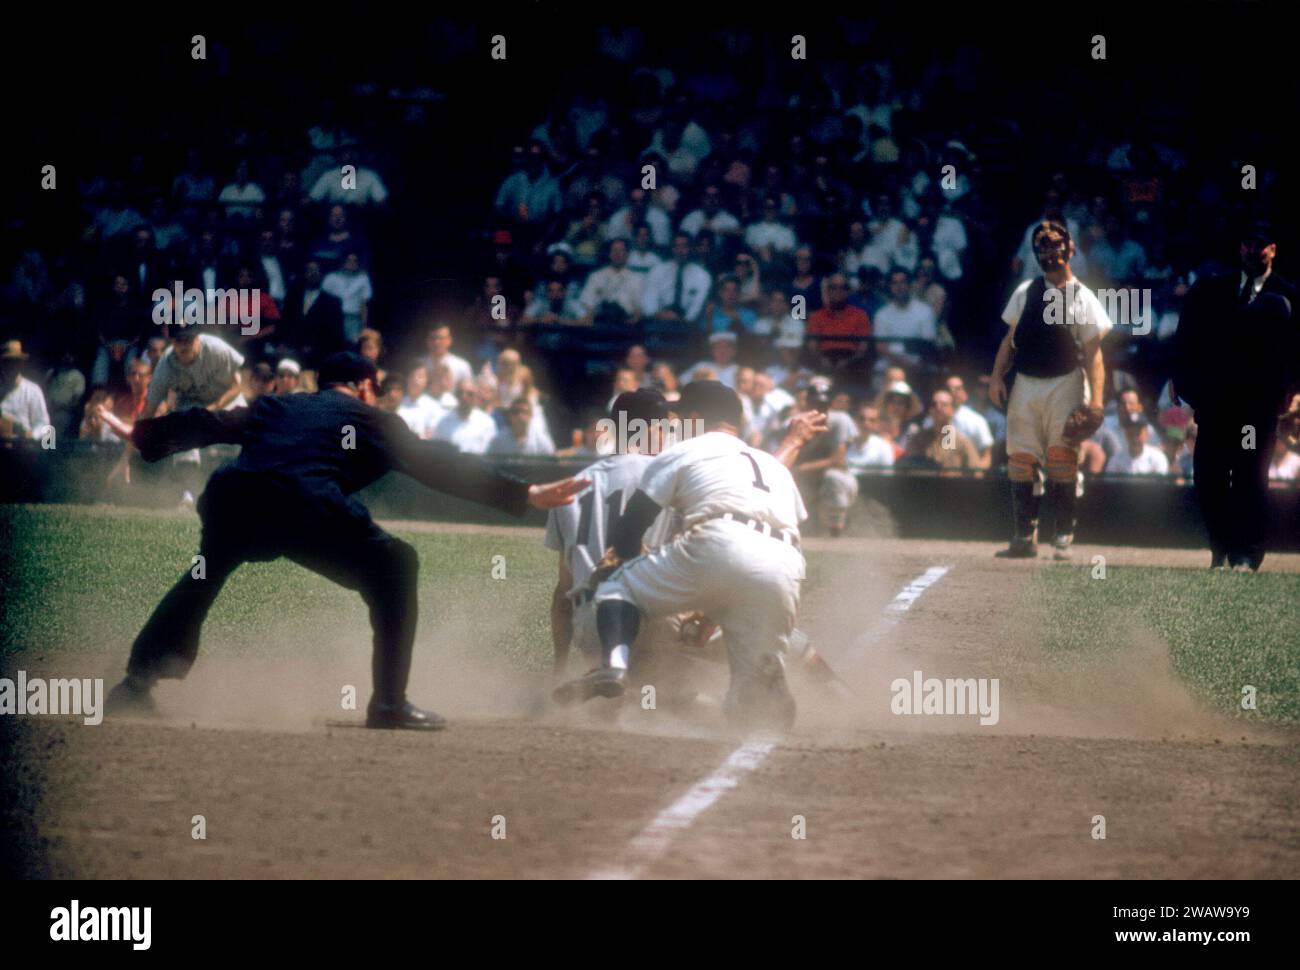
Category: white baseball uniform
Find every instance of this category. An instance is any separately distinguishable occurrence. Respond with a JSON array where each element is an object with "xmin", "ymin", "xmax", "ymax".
[
  {"xmin": 544, "ymin": 453, "xmax": 678, "ymax": 659},
  {"xmin": 594, "ymin": 431, "xmax": 807, "ymax": 689},
  {"xmin": 1002, "ymin": 277, "xmax": 1113, "ymax": 462}
]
